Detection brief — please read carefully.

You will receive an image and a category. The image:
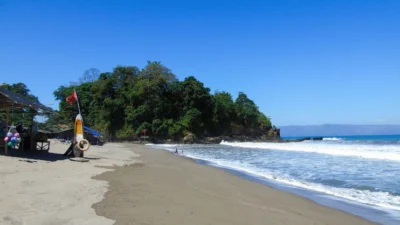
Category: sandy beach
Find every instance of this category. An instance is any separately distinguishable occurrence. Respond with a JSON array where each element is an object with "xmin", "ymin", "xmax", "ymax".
[
  {"xmin": 0, "ymin": 140, "xmax": 139, "ymax": 225},
  {"xmin": 93, "ymin": 144, "xmax": 376, "ymax": 225},
  {"xmin": 0, "ymin": 141, "xmax": 377, "ymax": 225}
]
